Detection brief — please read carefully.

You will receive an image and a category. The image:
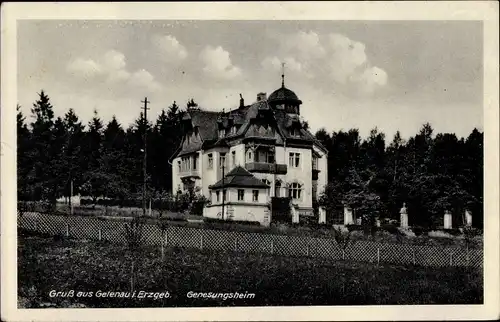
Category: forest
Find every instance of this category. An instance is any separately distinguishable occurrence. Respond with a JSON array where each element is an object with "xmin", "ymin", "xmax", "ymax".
[{"xmin": 17, "ymin": 91, "xmax": 483, "ymax": 228}]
